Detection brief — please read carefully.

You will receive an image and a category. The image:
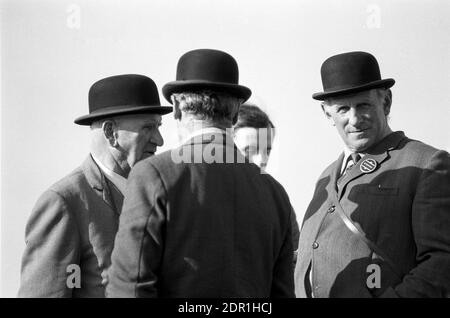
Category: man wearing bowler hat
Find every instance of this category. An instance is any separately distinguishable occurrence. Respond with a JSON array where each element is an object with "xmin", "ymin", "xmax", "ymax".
[
  {"xmin": 18, "ymin": 74, "xmax": 172, "ymax": 297},
  {"xmin": 107, "ymin": 49, "xmax": 295, "ymax": 297},
  {"xmin": 294, "ymin": 51, "xmax": 450, "ymax": 297}
]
